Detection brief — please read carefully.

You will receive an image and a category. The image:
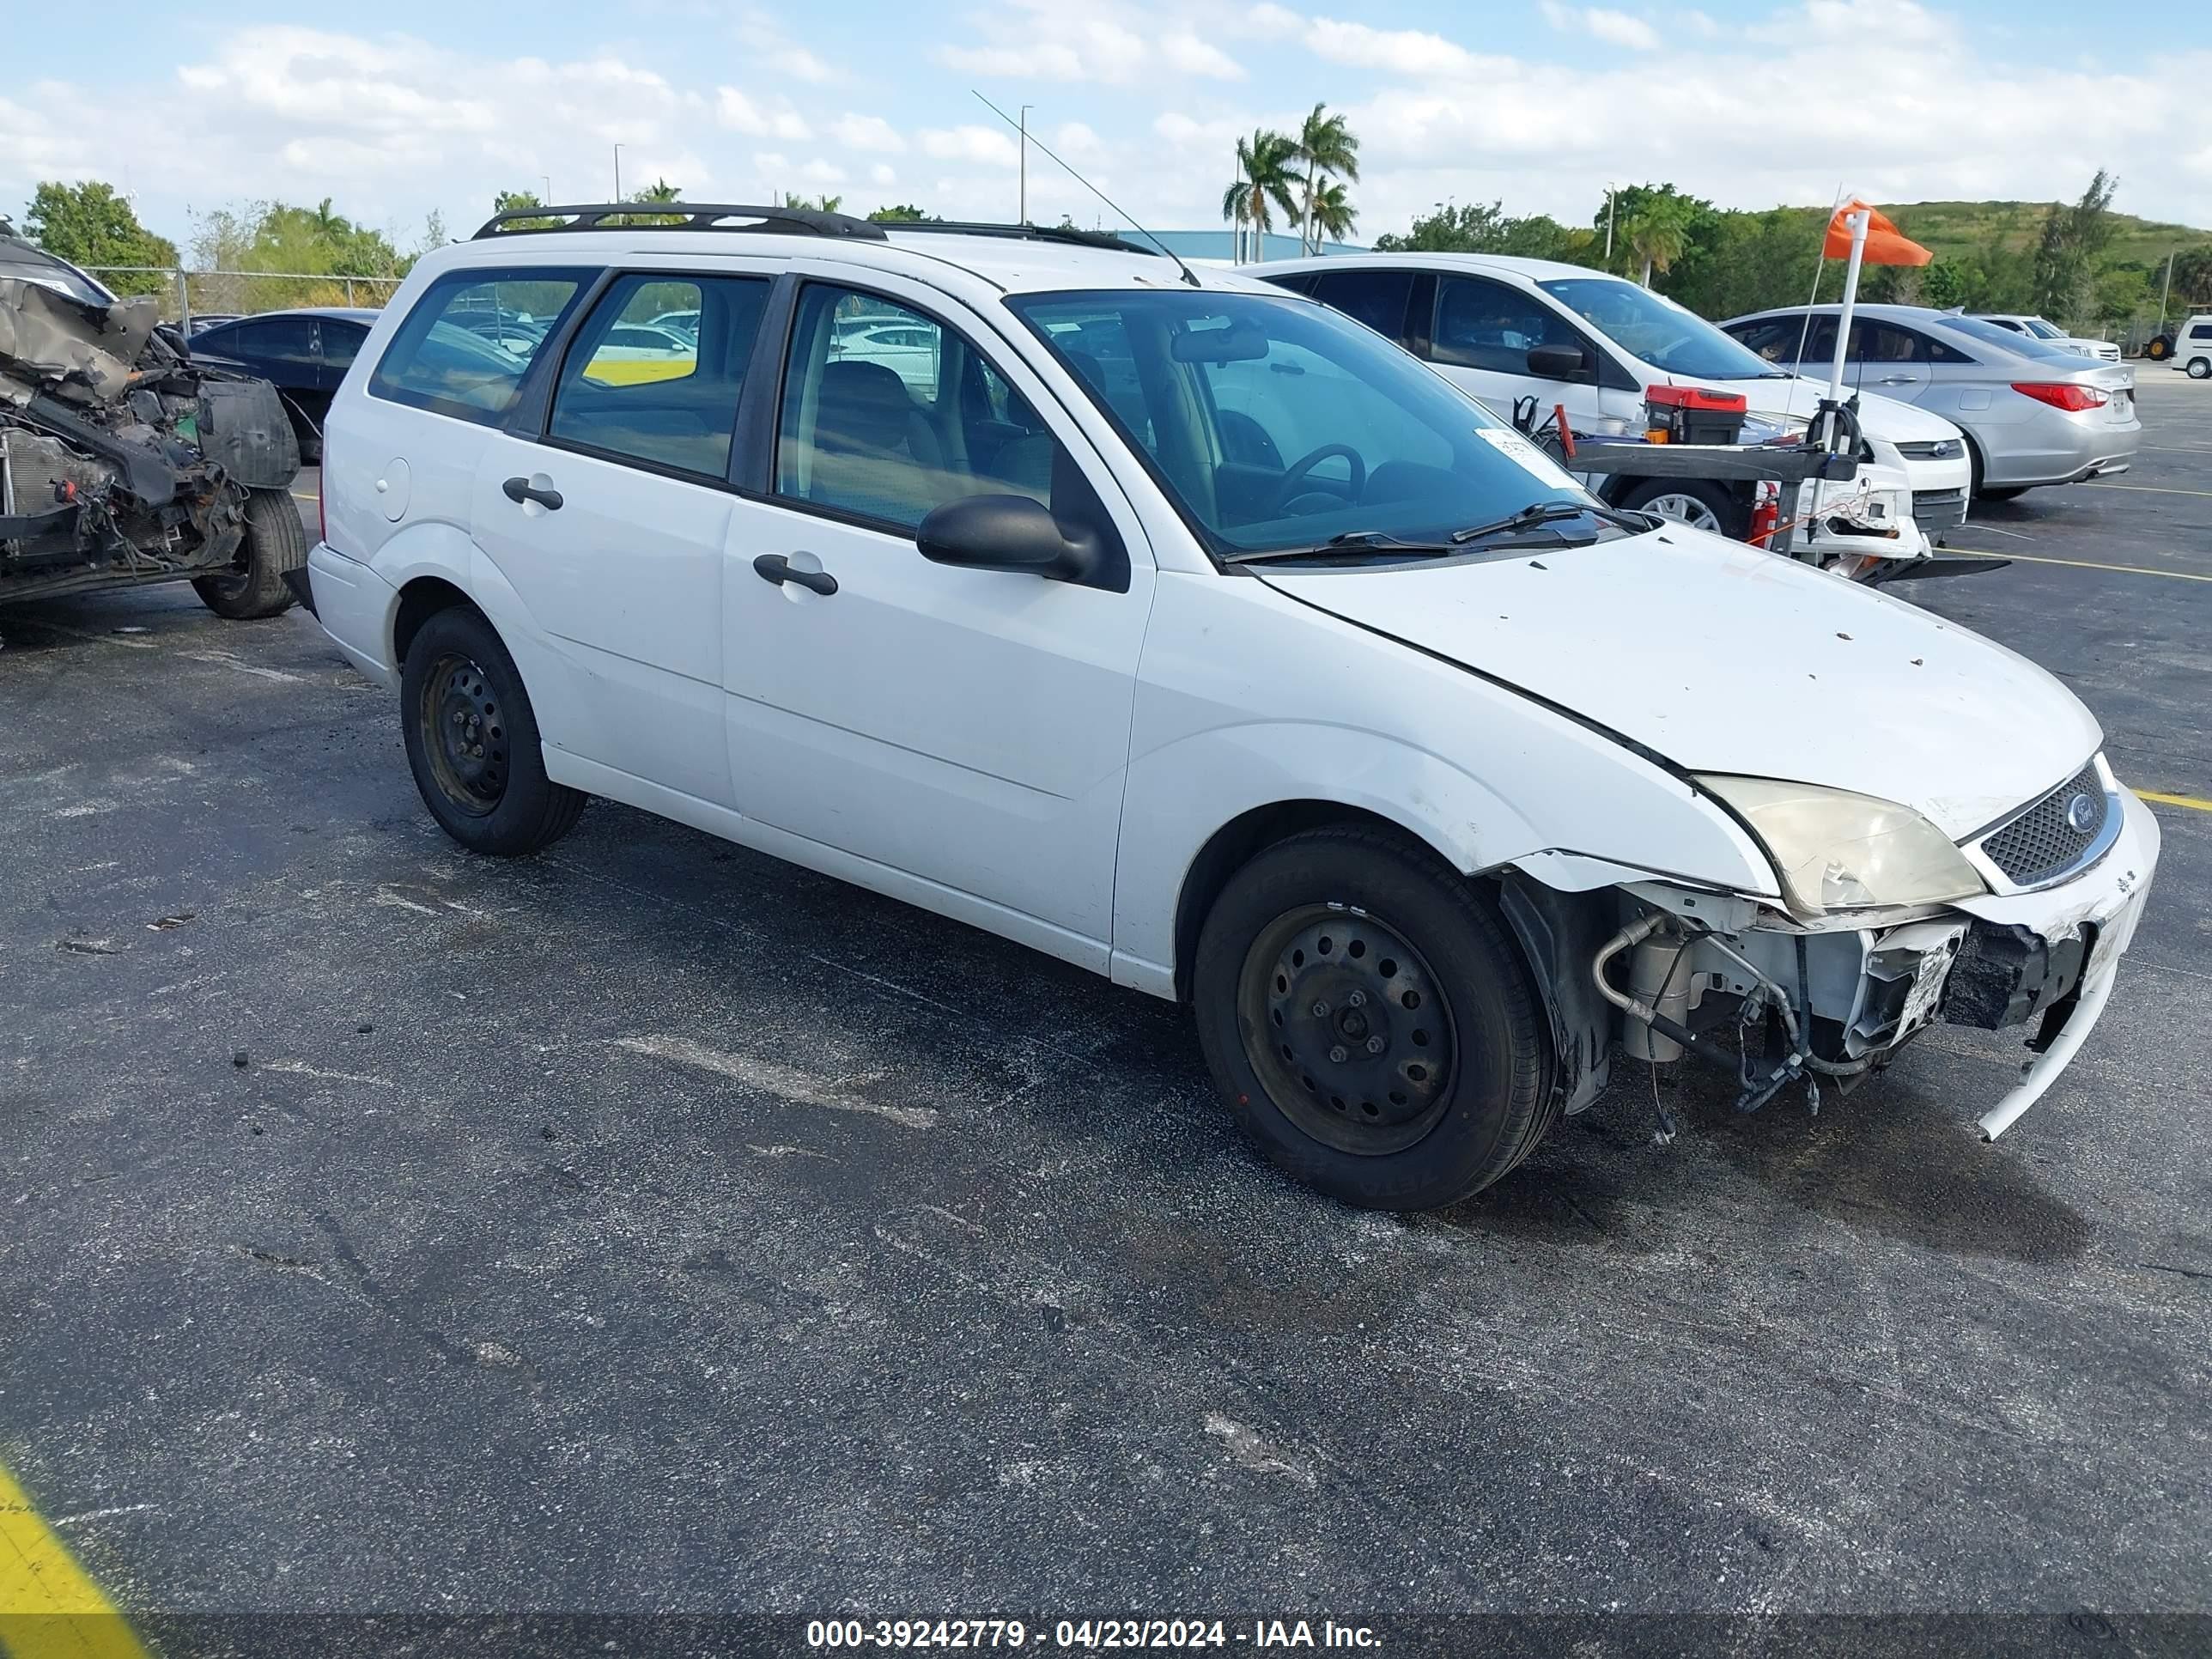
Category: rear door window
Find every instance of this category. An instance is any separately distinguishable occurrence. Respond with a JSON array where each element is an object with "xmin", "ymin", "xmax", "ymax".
[
  {"xmin": 548, "ymin": 274, "xmax": 770, "ymax": 477},
  {"xmin": 369, "ymin": 269, "xmax": 589, "ymax": 426},
  {"xmin": 1310, "ymin": 269, "xmax": 1417, "ymax": 345}
]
